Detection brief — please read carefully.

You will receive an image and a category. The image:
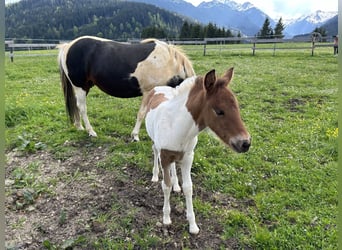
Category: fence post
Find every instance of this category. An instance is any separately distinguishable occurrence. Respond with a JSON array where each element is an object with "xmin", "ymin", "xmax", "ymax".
[
  {"xmin": 252, "ymin": 42, "xmax": 256, "ymax": 56},
  {"xmin": 311, "ymin": 41, "xmax": 315, "ymax": 56},
  {"xmin": 10, "ymin": 48, "xmax": 14, "ymax": 62},
  {"xmin": 203, "ymin": 43, "xmax": 206, "ymax": 56}
]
